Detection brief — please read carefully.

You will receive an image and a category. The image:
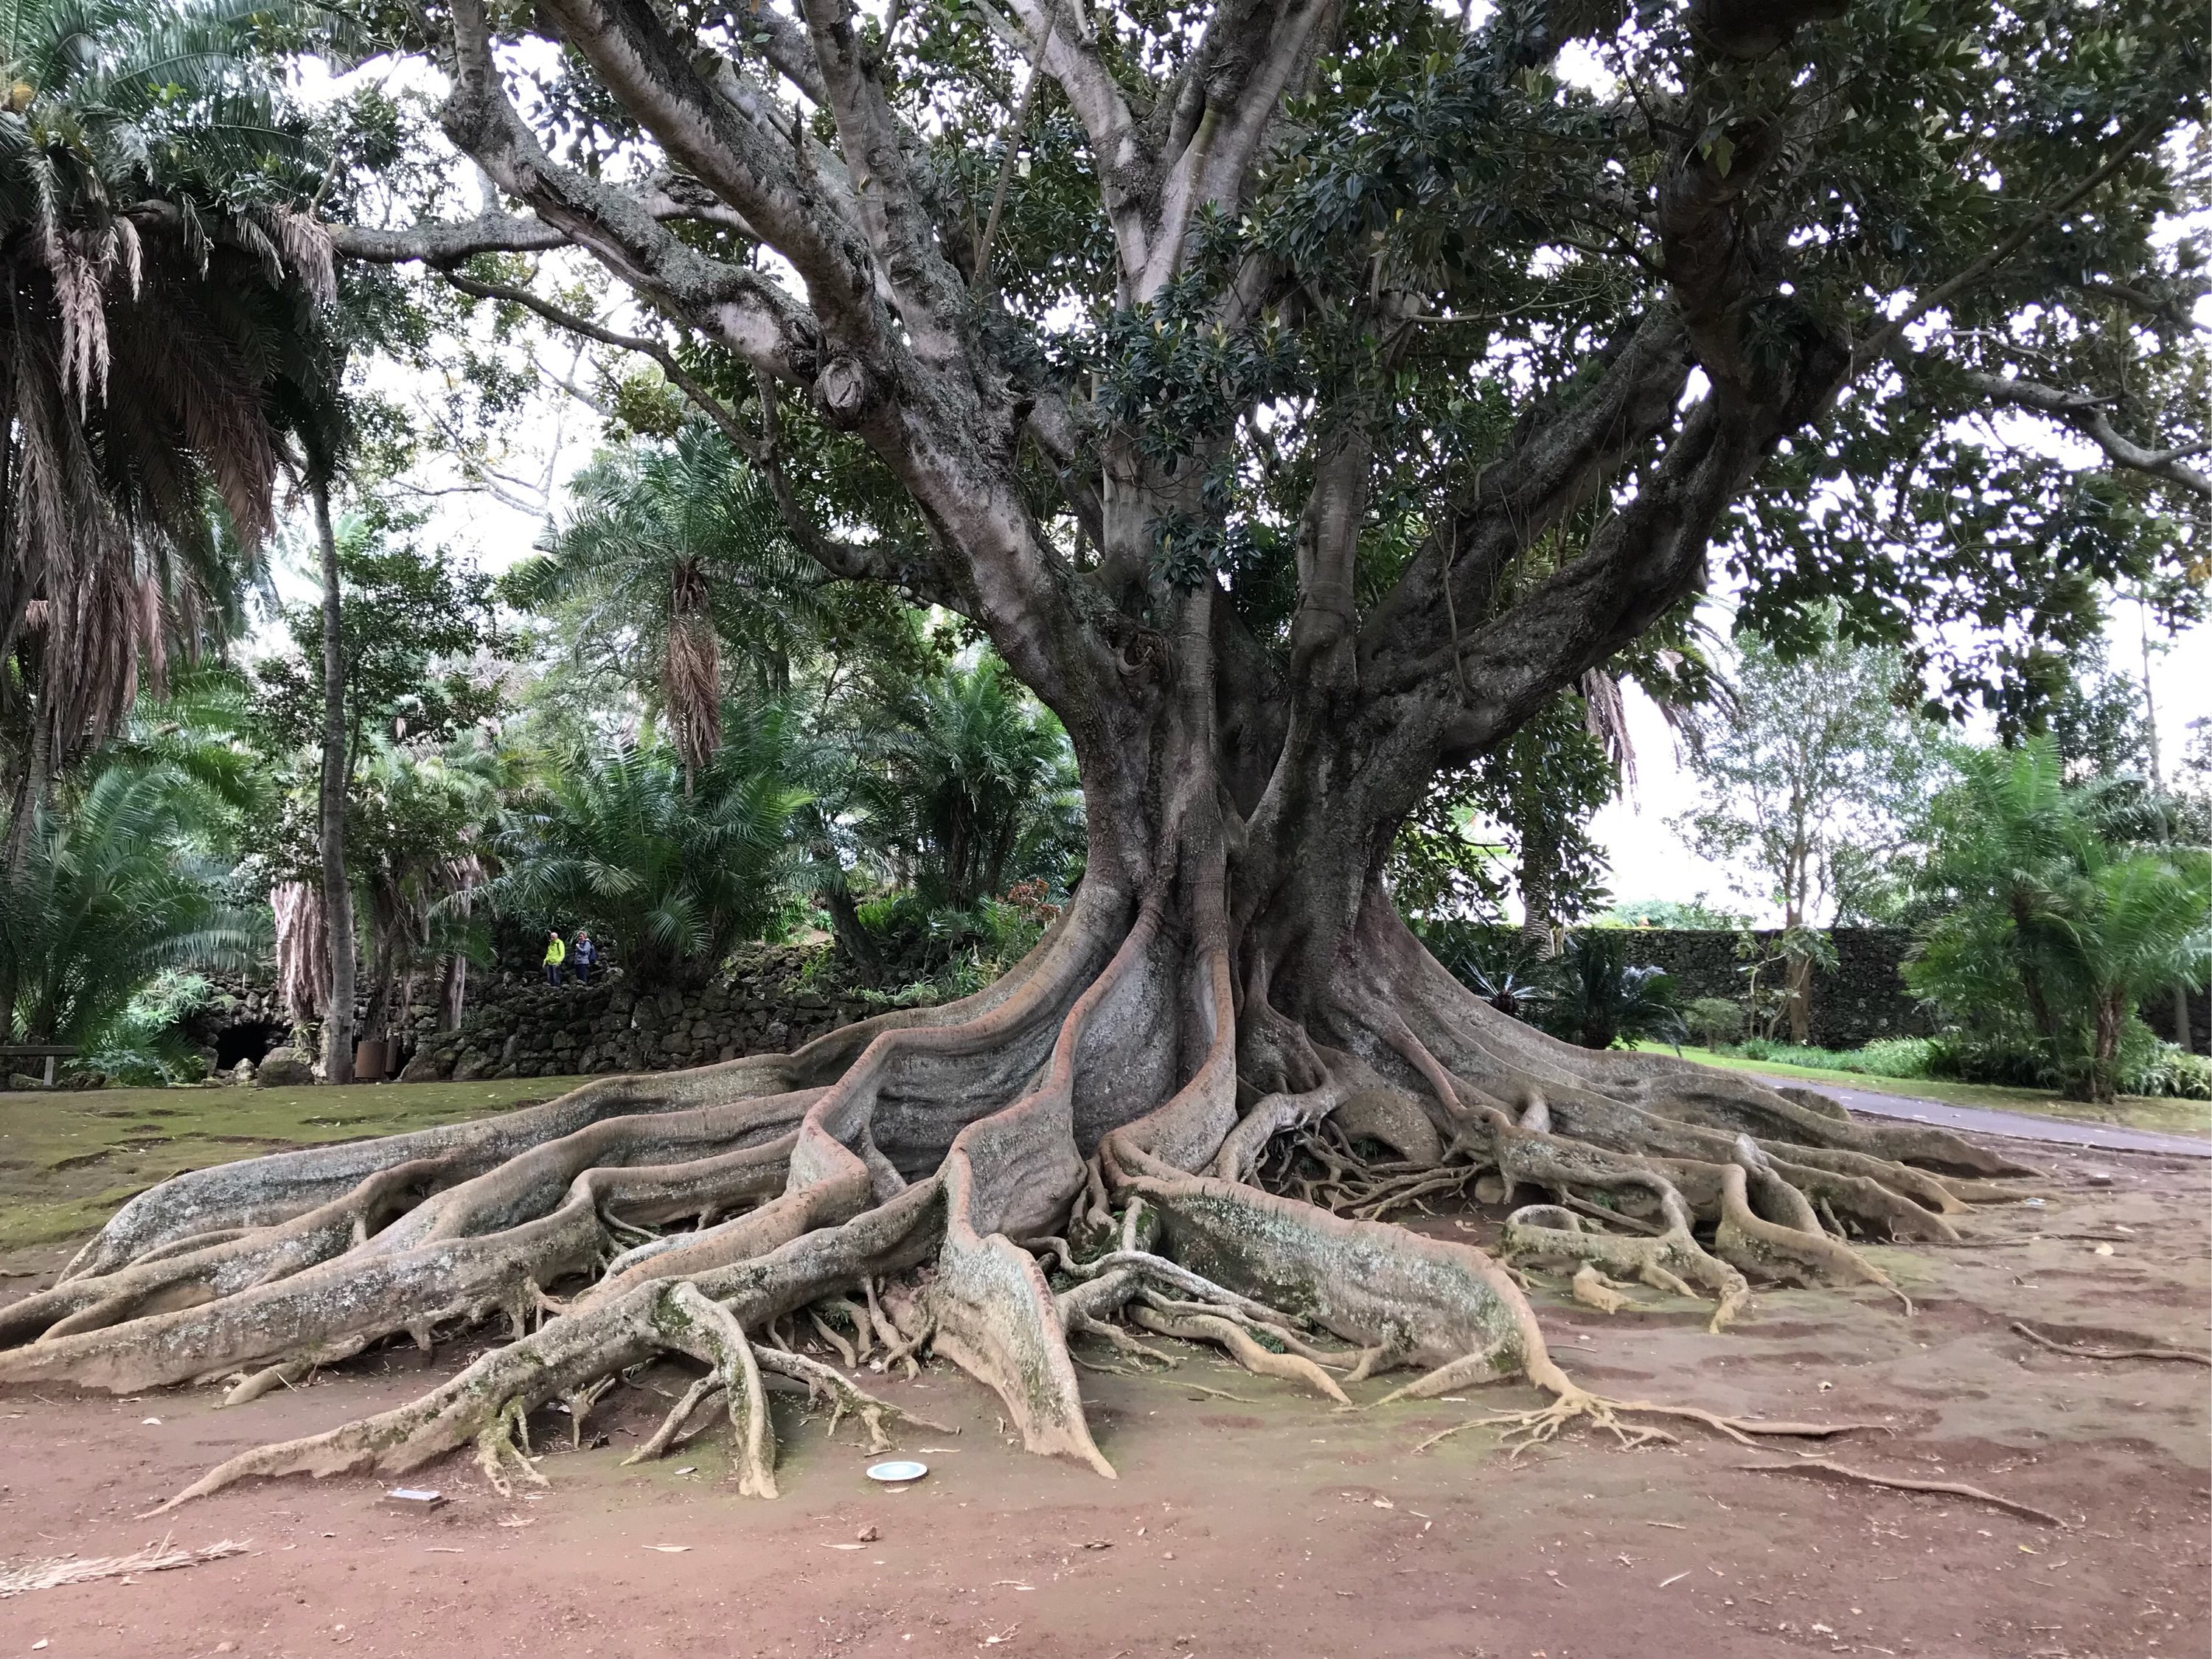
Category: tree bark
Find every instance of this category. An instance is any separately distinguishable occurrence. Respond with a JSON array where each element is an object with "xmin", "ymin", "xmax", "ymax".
[{"xmin": 314, "ymin": 476, "xmax": 357, "ymax": 1086}]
